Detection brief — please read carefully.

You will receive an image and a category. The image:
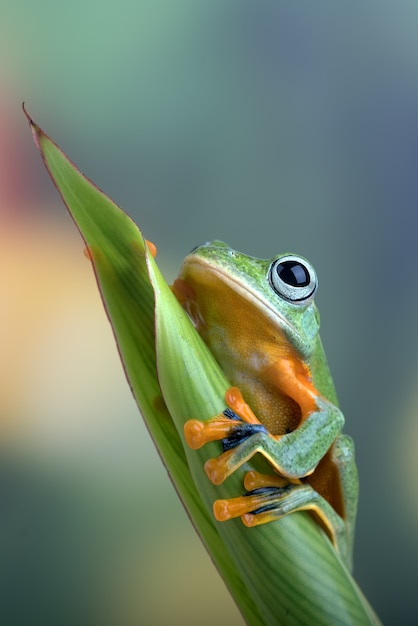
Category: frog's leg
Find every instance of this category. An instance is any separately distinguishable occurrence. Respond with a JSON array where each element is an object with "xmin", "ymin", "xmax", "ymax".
[
  {"xmin": 185, "ymin": 387, "xmax": 344, "ymax": 482},
  {"xmin": 213, "ymin": 435, "xmax": 358, "ymax": 570}
]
